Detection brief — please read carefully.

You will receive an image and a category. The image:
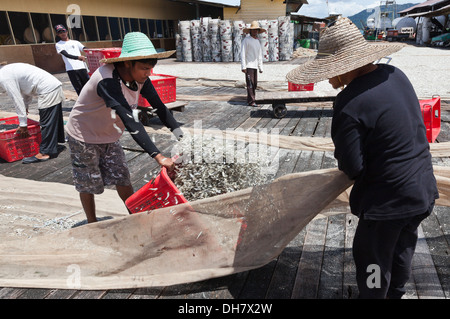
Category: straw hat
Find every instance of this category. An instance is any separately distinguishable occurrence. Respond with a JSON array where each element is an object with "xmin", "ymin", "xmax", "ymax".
[
  {"xmin": 243, "ymin": 21, "xmax": 266, "ymax": 34},
  {"xmin": 101, "ymin": 32, "xmax": 175, "ymax": 63},
  {"xmin": 286, "ymin": 17, "xmax": 405, "ymax": 84}
]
